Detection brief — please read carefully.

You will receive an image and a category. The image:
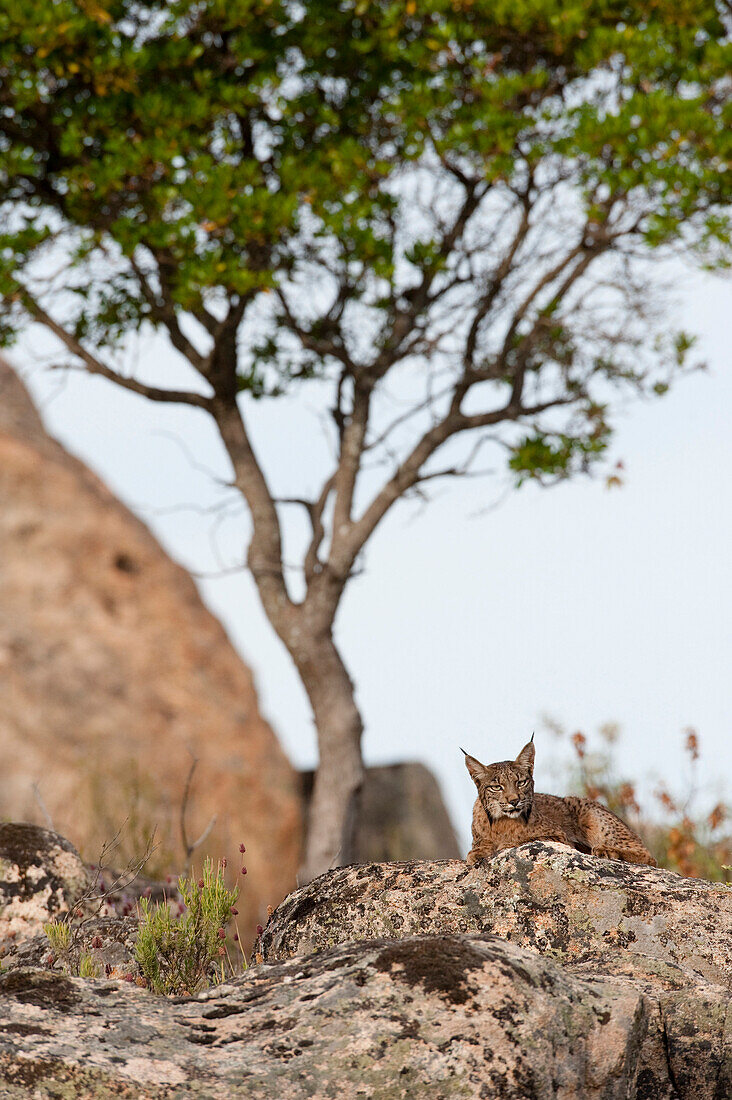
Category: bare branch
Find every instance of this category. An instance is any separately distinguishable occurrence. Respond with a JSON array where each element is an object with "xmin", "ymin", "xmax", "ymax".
[
  {"xmin": 506, "ymin": 246, "xmax": 609, "ymax": 407},
  {"xmin": 275, "ymin": 287, "xmax": 356, "ymax": 370},
  {"xmin": 330, "ymin": 388, "xmax": 577, "ymax": 588},
  {"xmin": 330, "ymin": 381, "xmax": 371, "ymax": 558},
  {"xmin": 371, "ymin": 179, "xmax": 486, "ymax": 374},
  {"xmin": 180, "ymin": 755, "xmax": 218, "ymax": 877},
  {"xmin": 304, "ymin": 474, "xmax": 336, "ymax": 584},
  {"xmin": 463, "ymin": 189, "xmax": 533, "ymax": 376},
  {"xmin": 32, "ymin": 782, "xmax": 55, "ymax": 831},
  {"xmin": 20, "ymin": 289, "xmax": 212, "ymax": 409}
]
